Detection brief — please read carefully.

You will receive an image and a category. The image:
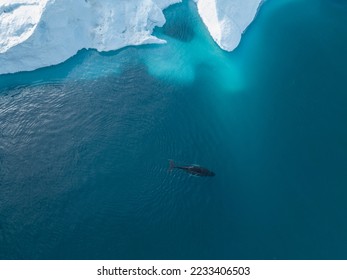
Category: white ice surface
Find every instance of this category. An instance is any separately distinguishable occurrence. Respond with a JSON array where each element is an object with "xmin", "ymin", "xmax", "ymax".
[
  {"xmin": 193, "ymin": 0, "xmax": 263, "ymax": 51},
  {"xmin": 0, "ymin": 0, "xmax": 182, "ymax": 74}
]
